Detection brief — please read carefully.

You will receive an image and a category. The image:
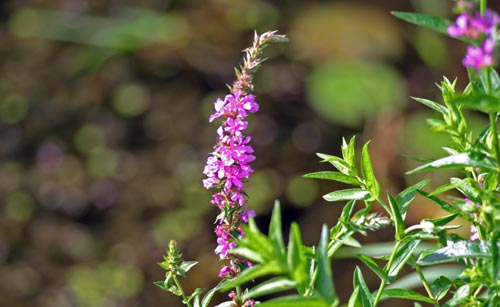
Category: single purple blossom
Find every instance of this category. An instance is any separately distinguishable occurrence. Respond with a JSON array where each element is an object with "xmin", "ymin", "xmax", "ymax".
[
  {"xmin": 470, "ymin": 224, "xmax": 479, "ymax": 241},
  {"xmin": 448, "ymin": 13, "xmax": 473, "ymax": 38},
  {"xmin": 242, "ymin": 209, "xmax": 256, "ymax": 223}
]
